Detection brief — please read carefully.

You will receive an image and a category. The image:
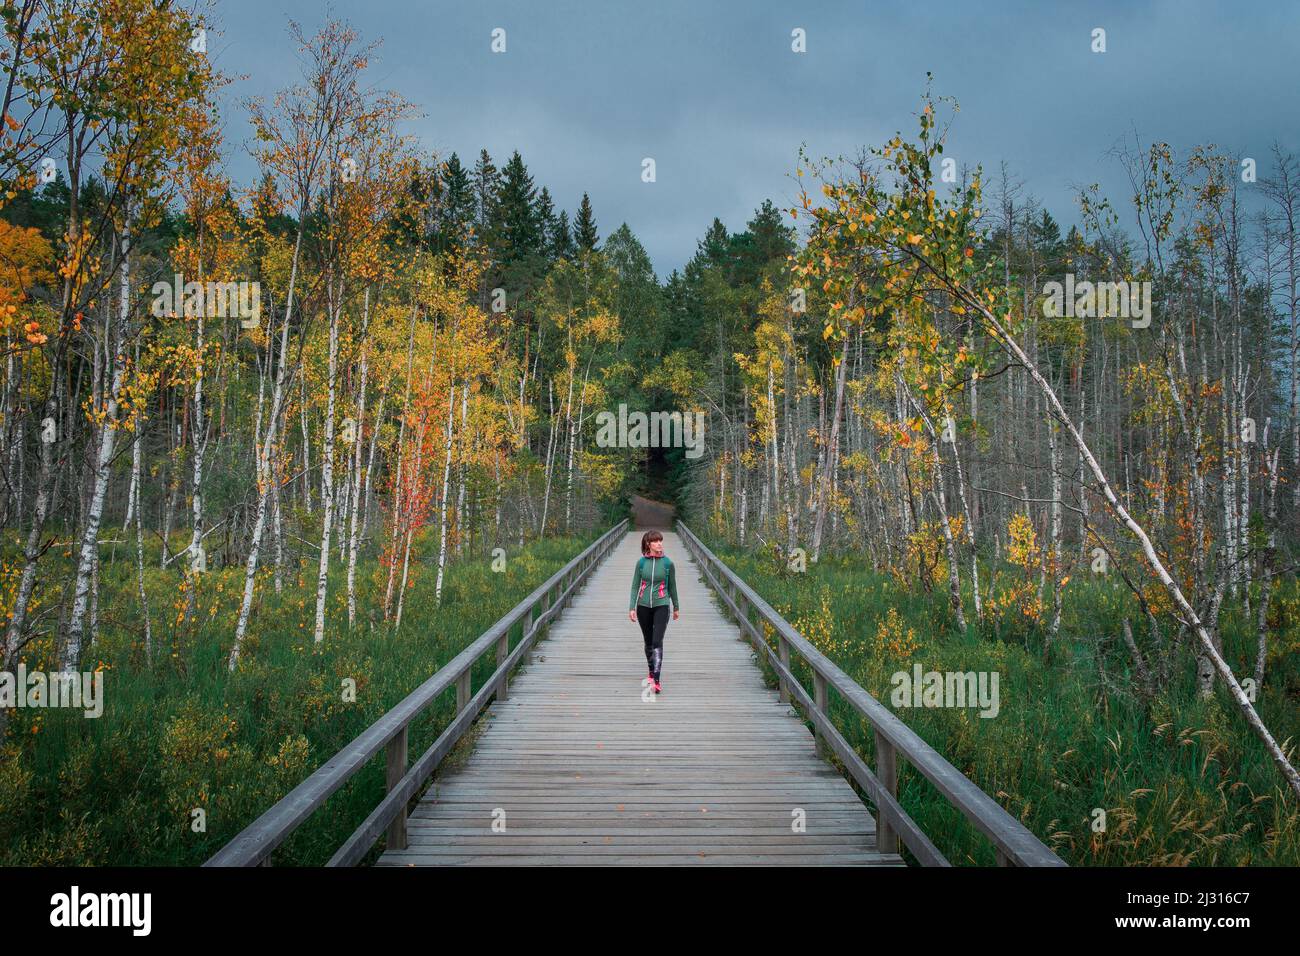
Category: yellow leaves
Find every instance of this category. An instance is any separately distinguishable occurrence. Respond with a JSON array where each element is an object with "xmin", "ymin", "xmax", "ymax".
[
  {"xmin": 907, "ymin": 234, "xmax": 922, "ymax": 245},
  {"xmin": 874, "ymin": 607, "xmax": 920, "ymax": 659},
  {"xmin": 1006, "ymin": 512, "xmax": 1040, "ymax": 570},
  {"xmin": 823, "ymin": 323, "xmax": 834, "ymax": 340}
]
